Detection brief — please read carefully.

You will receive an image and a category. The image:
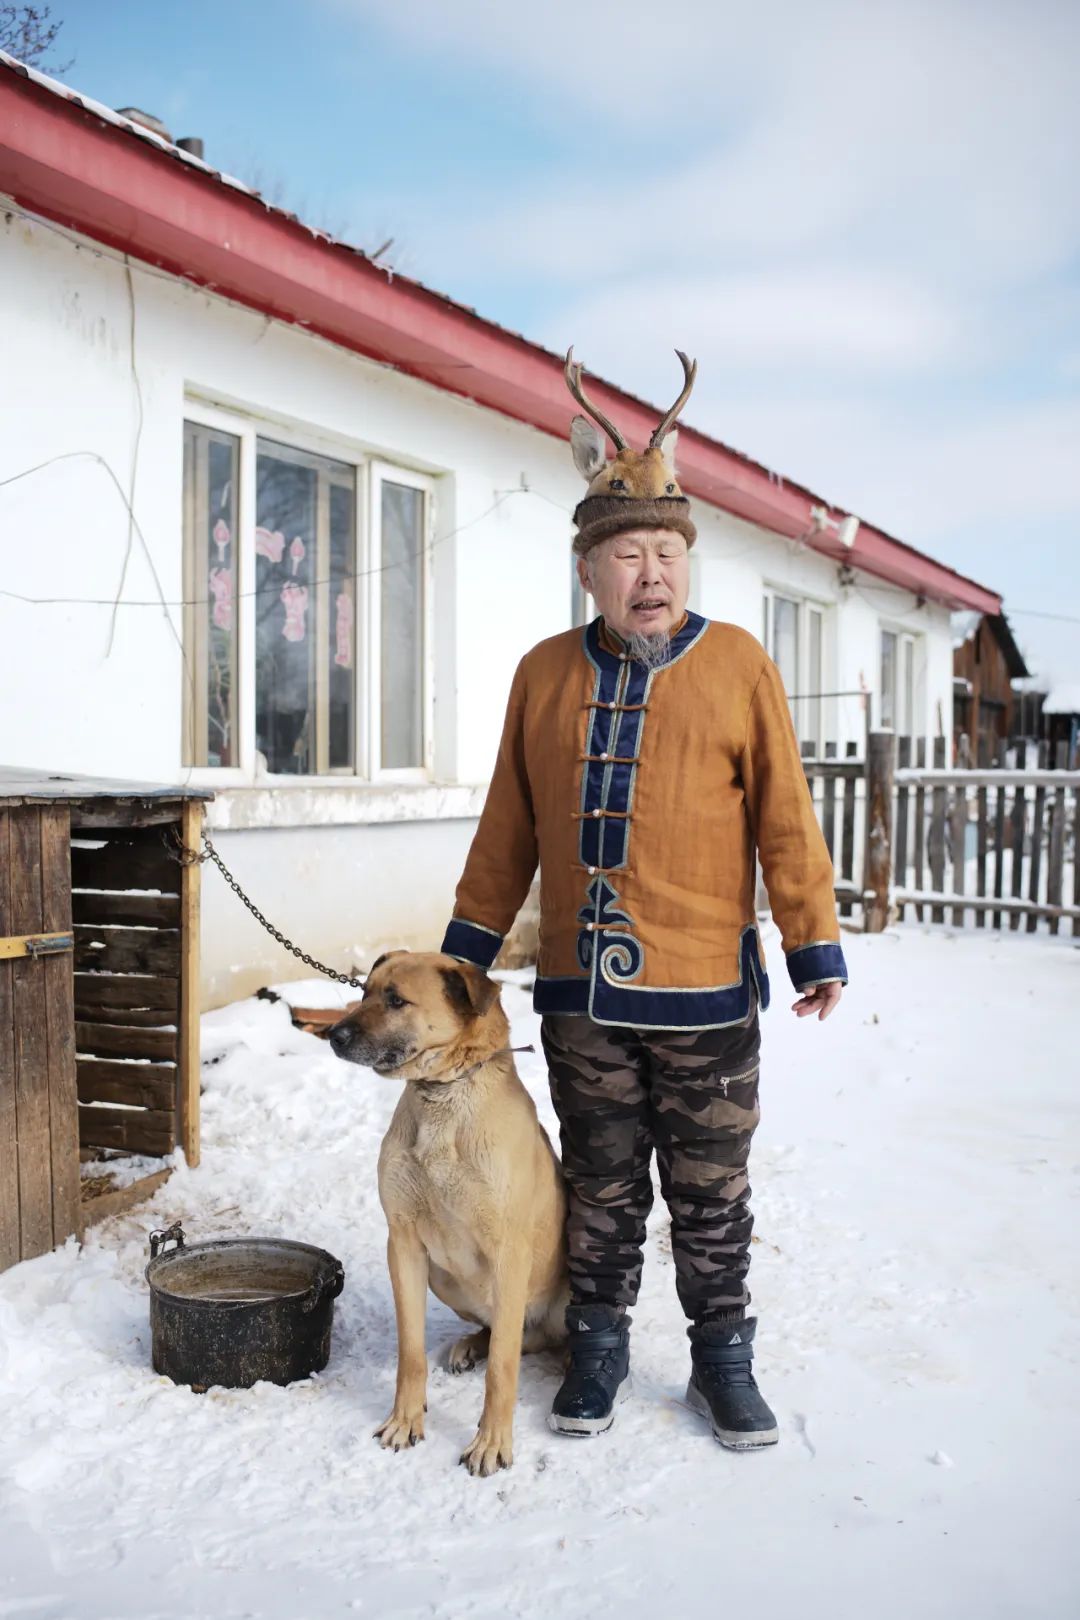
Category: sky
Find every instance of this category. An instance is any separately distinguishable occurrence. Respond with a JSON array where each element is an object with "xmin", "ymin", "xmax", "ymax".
[{"xmin": 30, "ymin": 0, "xmax": 1080, "ymax": 679}]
